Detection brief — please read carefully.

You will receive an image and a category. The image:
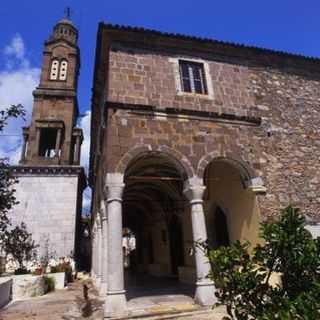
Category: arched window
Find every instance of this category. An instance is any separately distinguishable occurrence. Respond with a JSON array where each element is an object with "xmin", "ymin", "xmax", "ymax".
[
  {"xmin": 59, "ymin": 60, "xmax": 68, "ymax": 81},
  {"xmin": 50, "ymin": 59, "xmax": 59, "ymax": 80}
]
